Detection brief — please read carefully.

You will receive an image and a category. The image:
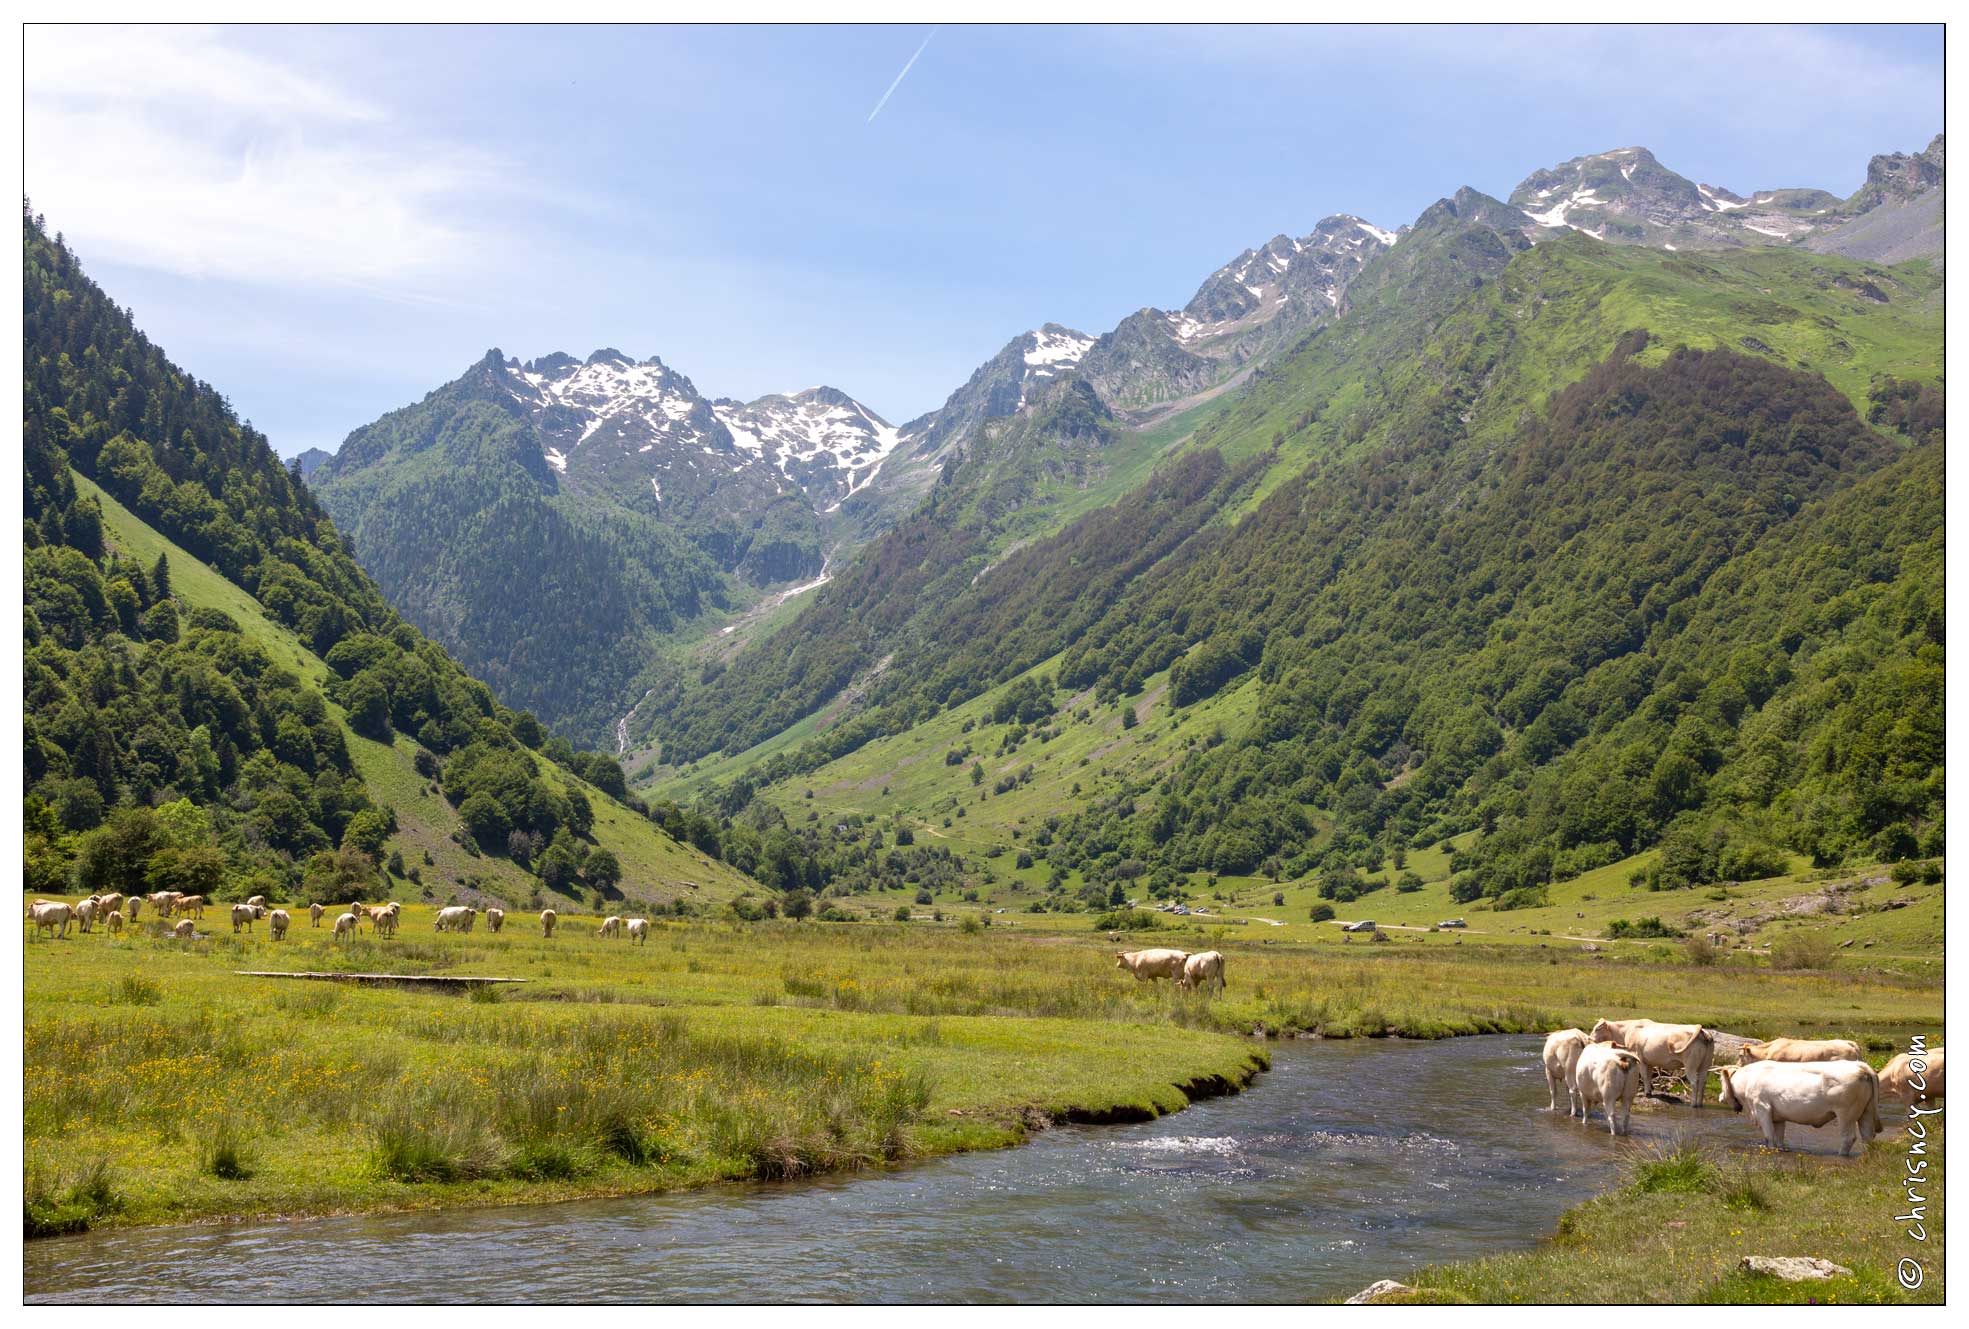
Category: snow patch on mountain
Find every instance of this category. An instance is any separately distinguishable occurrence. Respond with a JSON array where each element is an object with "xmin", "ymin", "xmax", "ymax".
[{"xmin": 1023, "ymin": 327, "xmax": 1096, "ymax": 368}]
